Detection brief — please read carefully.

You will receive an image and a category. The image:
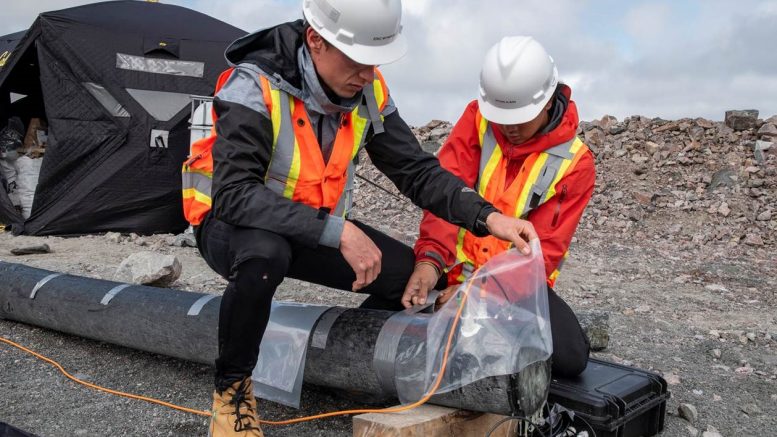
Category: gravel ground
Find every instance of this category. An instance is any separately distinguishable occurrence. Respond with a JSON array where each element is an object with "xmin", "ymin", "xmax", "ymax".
[
  {"xmin": 1, "ymin": 230, "xmax": 775, "ymax": 437},
  {"xmin": 1, "ymin": 113, "xmax": 776, "ymax": 436}
]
